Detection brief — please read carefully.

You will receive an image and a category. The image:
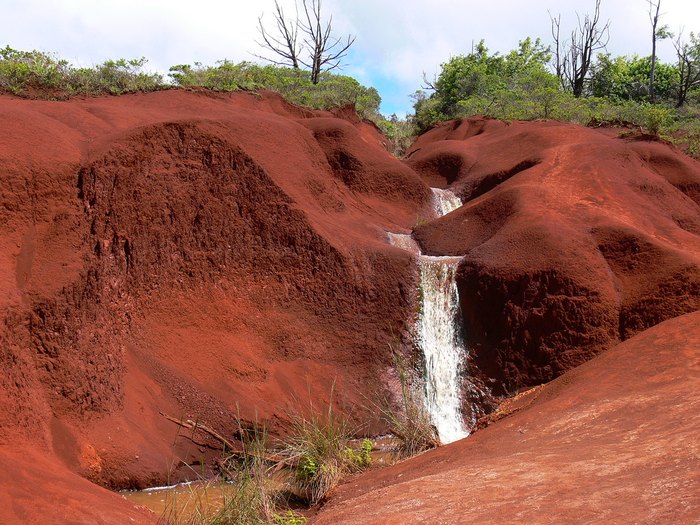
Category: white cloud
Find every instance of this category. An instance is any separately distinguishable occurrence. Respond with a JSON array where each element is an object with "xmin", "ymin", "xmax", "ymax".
[{"xmin": 1, "ymin": 0, "xmax": 699, "ymax": 113}]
